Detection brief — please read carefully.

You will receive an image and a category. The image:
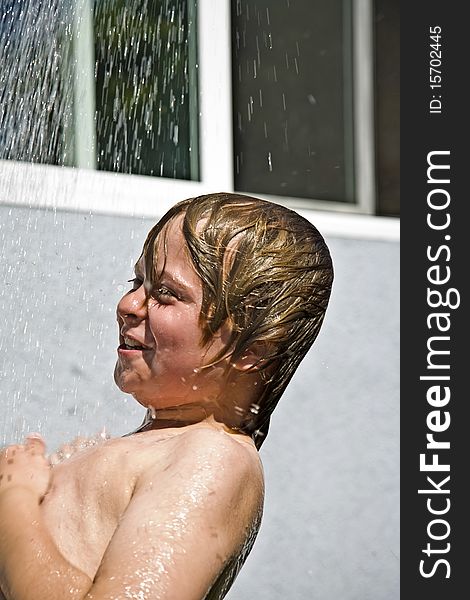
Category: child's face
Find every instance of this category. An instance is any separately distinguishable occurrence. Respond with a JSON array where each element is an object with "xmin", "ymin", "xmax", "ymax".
[{"xmin": 114, "ymin": 215, "xmax": 229, "ymax": 409}]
